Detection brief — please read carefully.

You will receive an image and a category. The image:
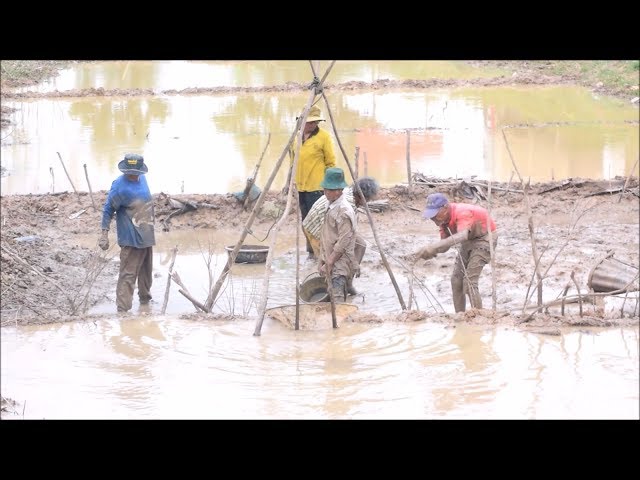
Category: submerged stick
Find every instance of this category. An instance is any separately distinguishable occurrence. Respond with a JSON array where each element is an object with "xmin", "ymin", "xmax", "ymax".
[
  {"xmin": 83, "ymin": 164, "xmax": 97, "ymax": 210},
  {"xmin": 161, "ymin": 245, "xmax": 178, "ymax": 315}
]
